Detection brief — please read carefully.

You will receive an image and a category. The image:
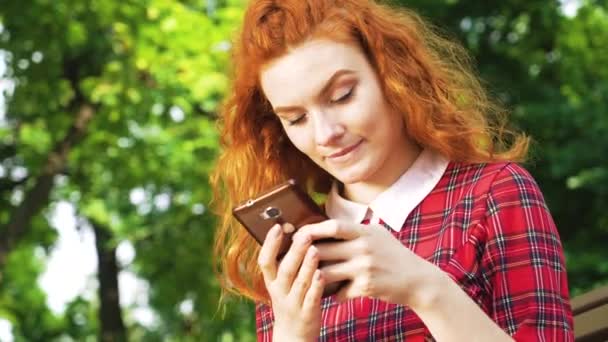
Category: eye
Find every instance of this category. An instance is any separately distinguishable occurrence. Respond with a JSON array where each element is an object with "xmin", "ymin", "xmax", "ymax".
[
  {"xmin": 331, "ymin": 86, "xmax": 354, "ymax": 104},
  {"xmin": 287, "ymin": 114, "xmax": 306, "ymax": 126}
]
